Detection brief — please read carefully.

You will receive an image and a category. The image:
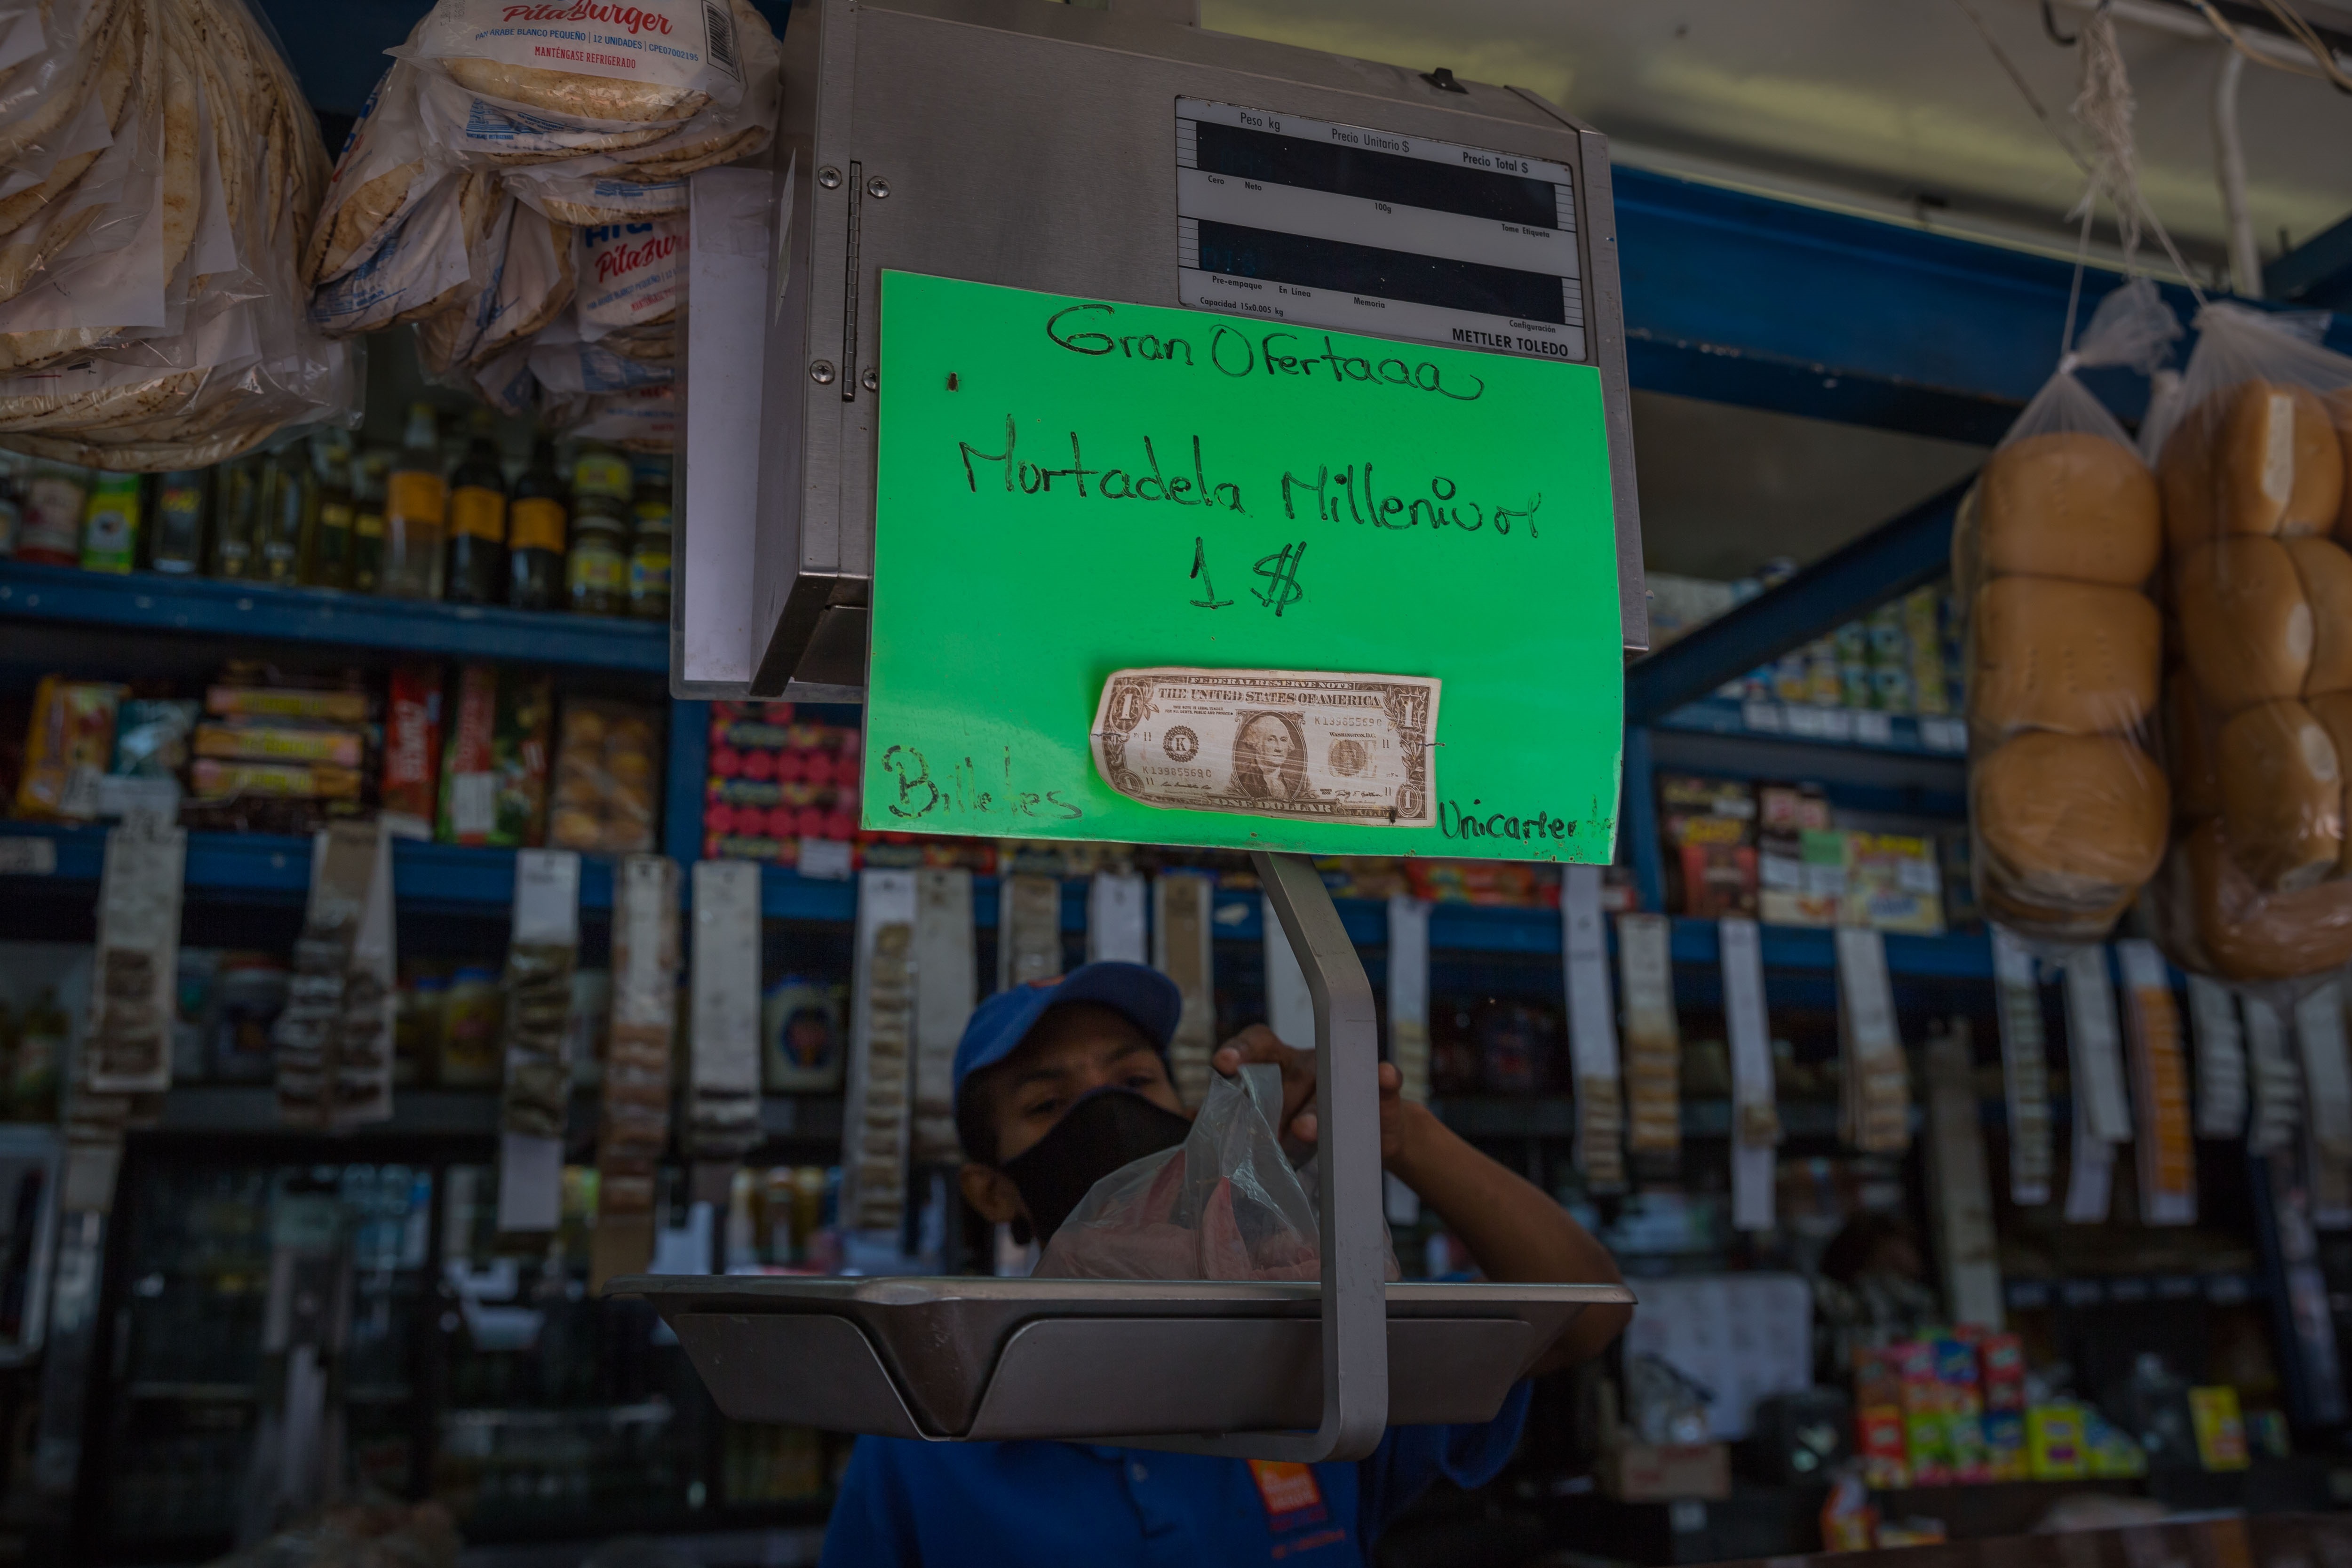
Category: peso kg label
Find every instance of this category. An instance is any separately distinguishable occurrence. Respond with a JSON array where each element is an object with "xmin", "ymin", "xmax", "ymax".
[{"xmin": 864, "ymin": 272, "xmax": 1624, "ymax": 861}]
